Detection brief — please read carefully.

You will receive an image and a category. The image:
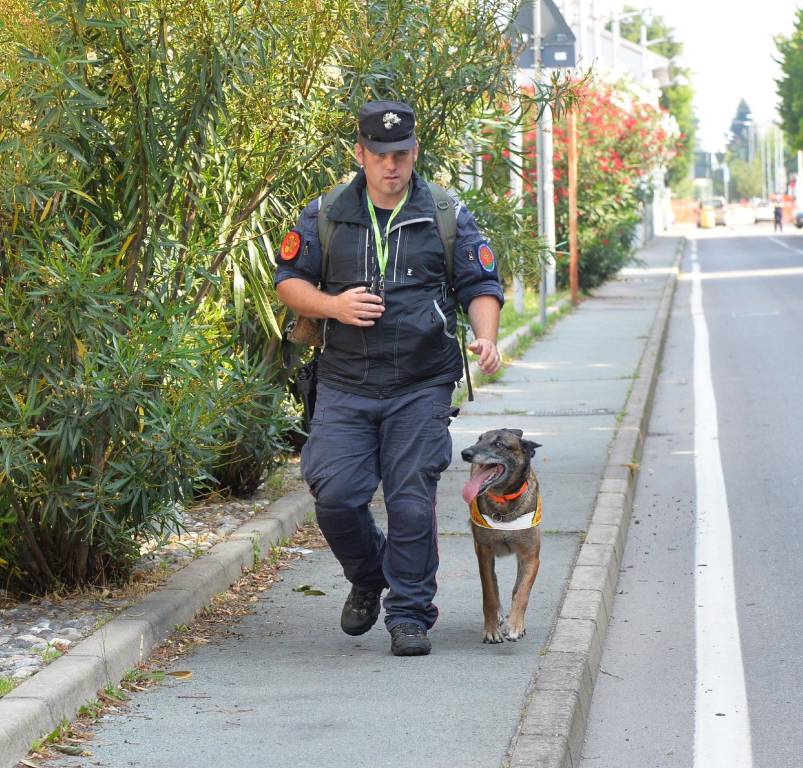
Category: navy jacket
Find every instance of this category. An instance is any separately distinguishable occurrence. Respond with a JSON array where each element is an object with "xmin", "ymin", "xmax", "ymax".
[{"xmin": 276, "ymin": 170, "xmax": 504, "ymax": 398}]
